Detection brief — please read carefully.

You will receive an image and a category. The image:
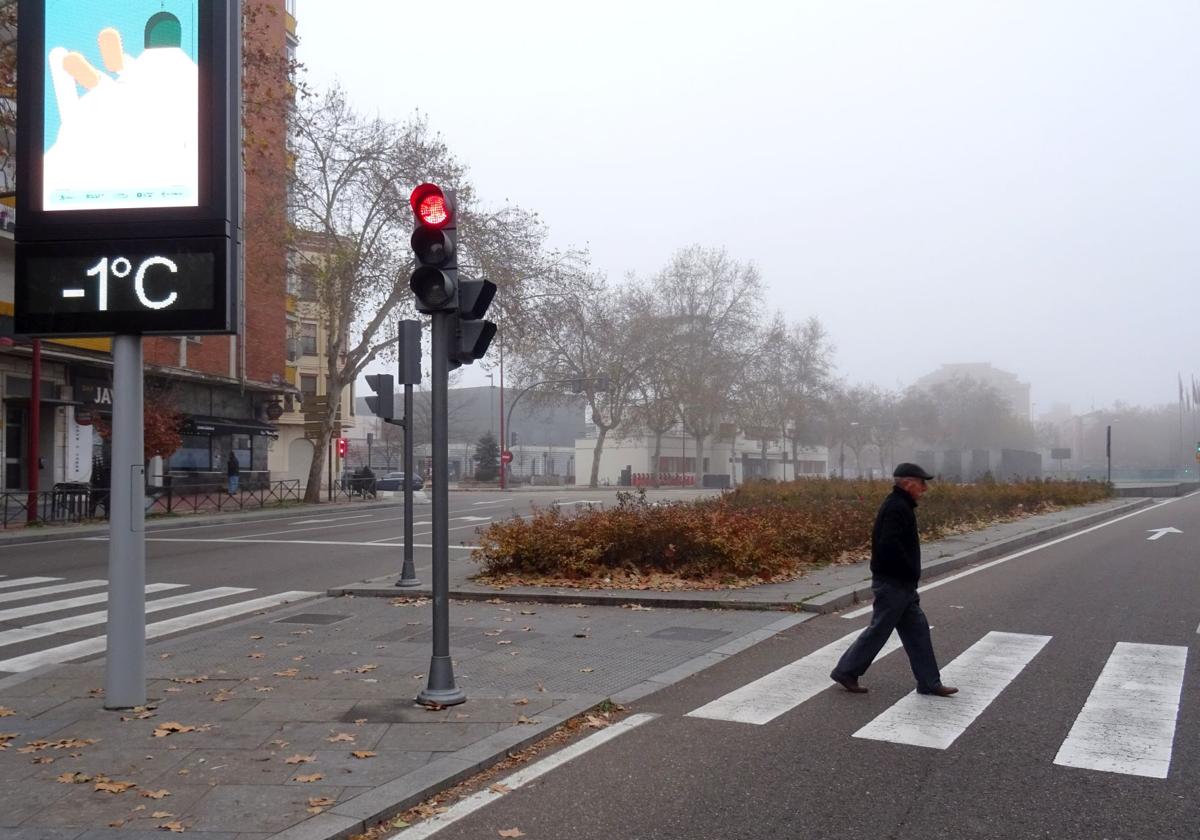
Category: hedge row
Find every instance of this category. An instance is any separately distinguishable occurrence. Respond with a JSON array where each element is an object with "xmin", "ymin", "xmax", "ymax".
[{"xmin": 471, "ymin": 479, "xmax": 1113, "ymax": 588}]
